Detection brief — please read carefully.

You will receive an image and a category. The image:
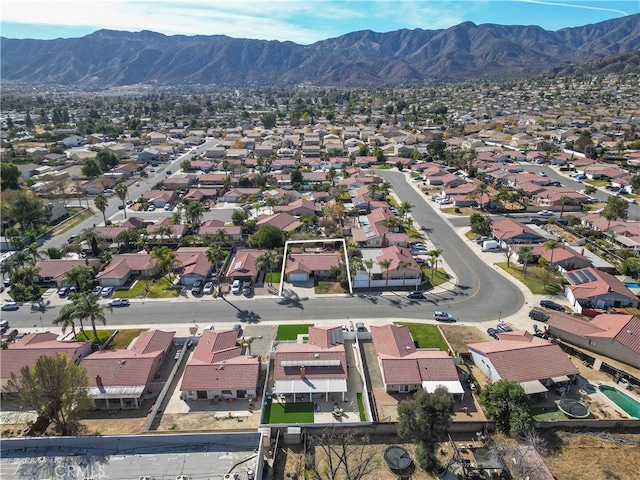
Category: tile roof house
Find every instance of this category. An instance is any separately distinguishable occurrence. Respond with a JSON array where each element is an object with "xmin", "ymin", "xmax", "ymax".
[
  {"xmin": 272, "ymin": 326, "xmax": 348, "ymax": 402},
  {"xmin": 370, "ymin": 325, "xmax": 464, "ymax": 397},
  {"xmin": 199, "ymin": 219, "xmax": 243, "ymax": 243},
  {"xmin": 468, "ymin": 332, "xmax": 579, "ymax": 395},
  {"xmin": 181, "ymin": 329, "xmax": 260, "ymax": 401},
  {"xmin": 81, "ymin": 330, "xmax": 175, "ymax": 409},
  {"xmin": 255, "ymin": 212, "xmax": 303, "ymax": 233},
  {"xmin": 141, "ymin": 190, "xmax": 178, "ymax": 208},
  {"xmin": 174, "ymin": 248, "xmax": 213, "ymax": 286},
  {"xmin": 226, "ymin": 249, "xmax": 263, "ymax": 282},
  {"xmin": 284, "ymin": 252, "xmax": 342, "ymax": 282},
  {"xmin": 548, "ymin": 313, "xmax": 640, "ymax": 369},
  {"xmin": 1, "ymin": 332, "xmax": 93, "ymax": 389},
  {"xmin": 35, "ymin": 258, "xmax": 101, "ymax": 287},
  {"xmin": 354, "ymin": 246, "xmax": 421, "ymax": 289},
  {"xmin": 96, "ymin": 253, "xmax": 160, "ymax": 287},
  {"xmin": 491, "ymin": 219, "xmax": 547, "ymax": 246},
  {"xmin": 563, "ymin": 267, "xmax": 639, "ymax": 311},
  {"xmin": 145, "ymin": 217, "xmax": 188, "ymax": 241},
  {"xmin": 273, "ymin": 198, "xmax": 318, "ymax": 217}
]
